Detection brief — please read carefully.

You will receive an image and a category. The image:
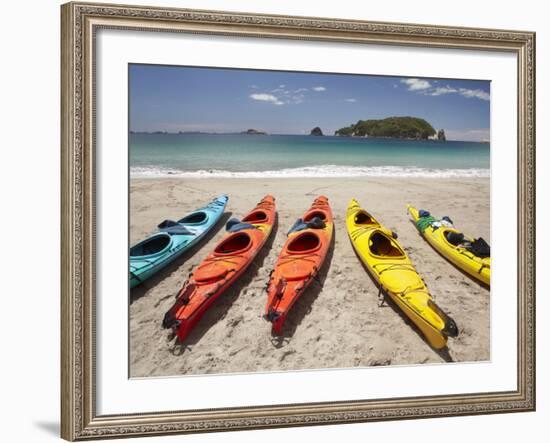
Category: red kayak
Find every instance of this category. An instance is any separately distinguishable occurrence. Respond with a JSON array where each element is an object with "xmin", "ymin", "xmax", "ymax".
[
  {"xmin": 163, "ymin": 195, "xmax": 277, "ymax": 342},
  {"xmin": 264, "ymin": 196, "xmax": 333, "ymax": 334}
]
